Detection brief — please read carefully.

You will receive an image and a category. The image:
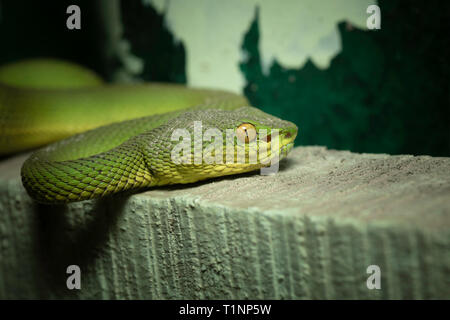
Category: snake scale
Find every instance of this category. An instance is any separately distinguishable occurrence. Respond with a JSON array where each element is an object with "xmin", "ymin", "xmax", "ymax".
[{"xmin": 0, "ymin": 59, "xmax": 298, "ymax": 204}]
